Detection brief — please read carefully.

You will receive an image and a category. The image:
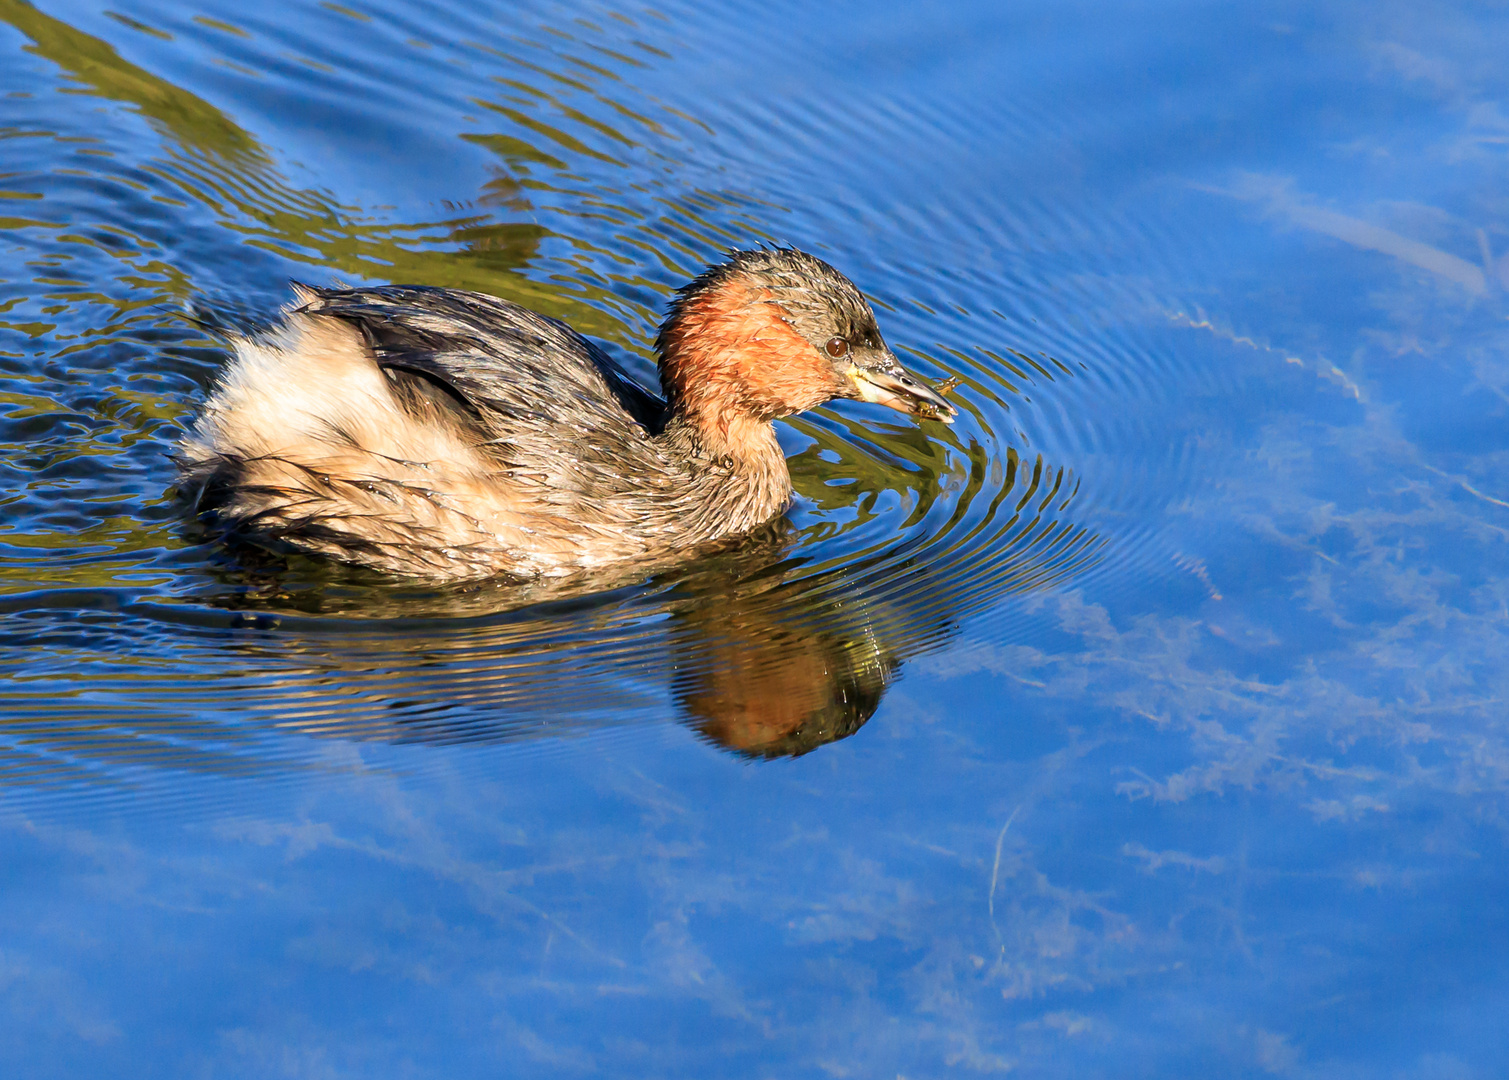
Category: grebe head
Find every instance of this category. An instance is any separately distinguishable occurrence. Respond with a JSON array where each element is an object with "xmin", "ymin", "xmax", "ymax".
[{"xmin": 655, "ymin": 248, "xmax": 956, "ymax": 432}]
